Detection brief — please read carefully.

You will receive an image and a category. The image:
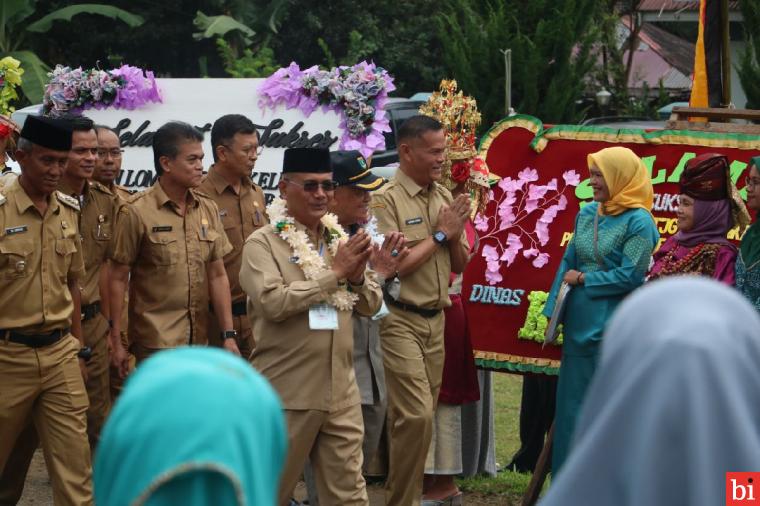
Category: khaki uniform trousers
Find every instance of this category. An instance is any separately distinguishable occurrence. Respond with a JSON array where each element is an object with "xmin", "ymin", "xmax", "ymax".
[
  {"xmin": 0, "ymin": 315, "xmax": 109, "ymax": 504},
  {"xmin": 280, "ymin": 403, "xmax": 368, "ymax": 506},
  {"xmin": 83, "ymin": 313, "xmax": 111, "ymax": 448},
  {"xmin": 380, "ymin": 307, "xmax": 445, "ymax": 506},
  {"xmin": 0, "ymin": 334, "xmax": 93, "ymax": 506}
]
